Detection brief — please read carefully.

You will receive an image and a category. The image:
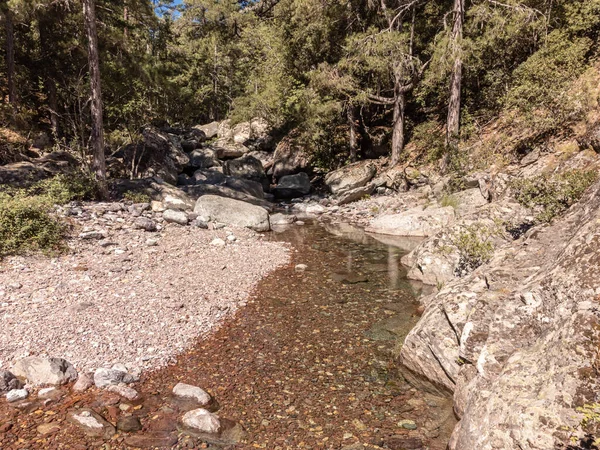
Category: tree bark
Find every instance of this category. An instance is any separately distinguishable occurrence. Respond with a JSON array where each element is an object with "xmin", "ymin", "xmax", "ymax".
[
  {"xmin": 38, "ymin": 11, "xmax": 59, "ymax": 137},
  {"xmin": 347, "ymin": 104, "xmax": 359, "ymax": 162},
  {"xmin": 83, "ymin": 0, "xmax": 107, "ymax": 195},
  {"xmin": 390, "ymin": 90, "xmax": 405, "ymax": 166},
  {"xmin": 5, "ymin": 9, "xmax": 16, "ymax": 113},
  {"xmin": 446, "ymin": 0, "xmax": 464, "ymax": 148},
  {"xmin": 123, "ymin": 1, "xmax": 129, "ymax": 42}
]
